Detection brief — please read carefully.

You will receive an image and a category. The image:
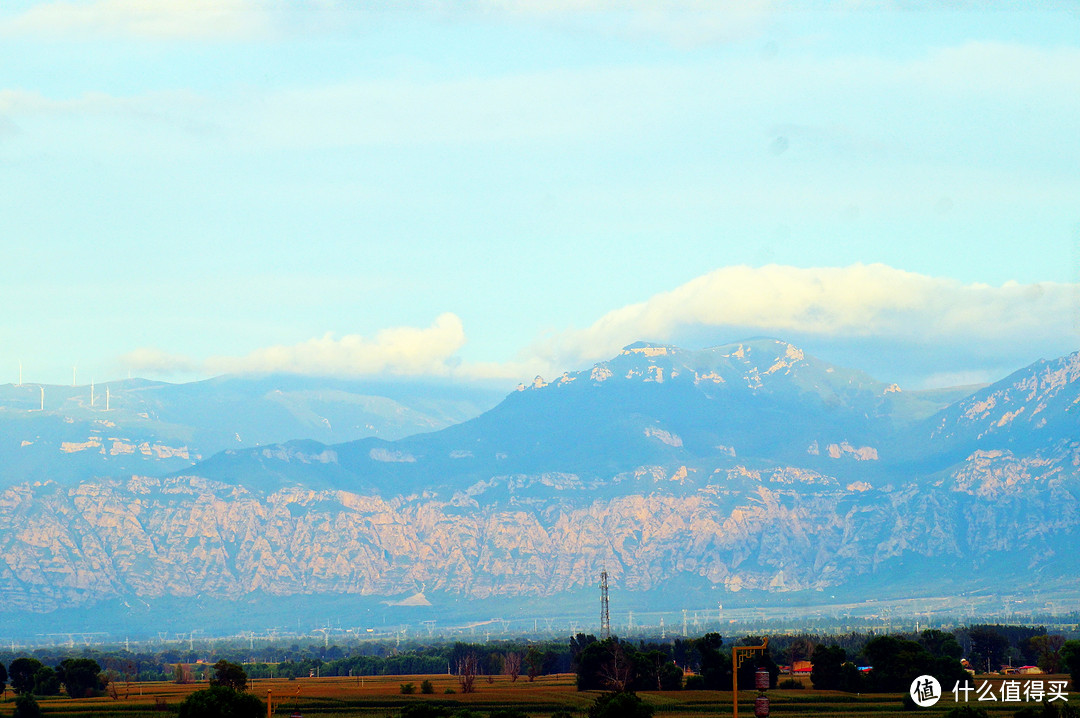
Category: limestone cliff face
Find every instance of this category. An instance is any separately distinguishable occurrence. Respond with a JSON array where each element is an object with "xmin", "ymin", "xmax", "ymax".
[{"xmin": 2, "ymin": 446, "xmax": 1076, "ymax": 612}]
